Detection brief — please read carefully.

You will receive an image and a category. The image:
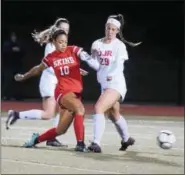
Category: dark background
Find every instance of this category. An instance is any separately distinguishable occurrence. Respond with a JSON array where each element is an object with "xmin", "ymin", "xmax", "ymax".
[{"xmin": 2, "ymin": 0, "xmax": 184, "ymax": 105}]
